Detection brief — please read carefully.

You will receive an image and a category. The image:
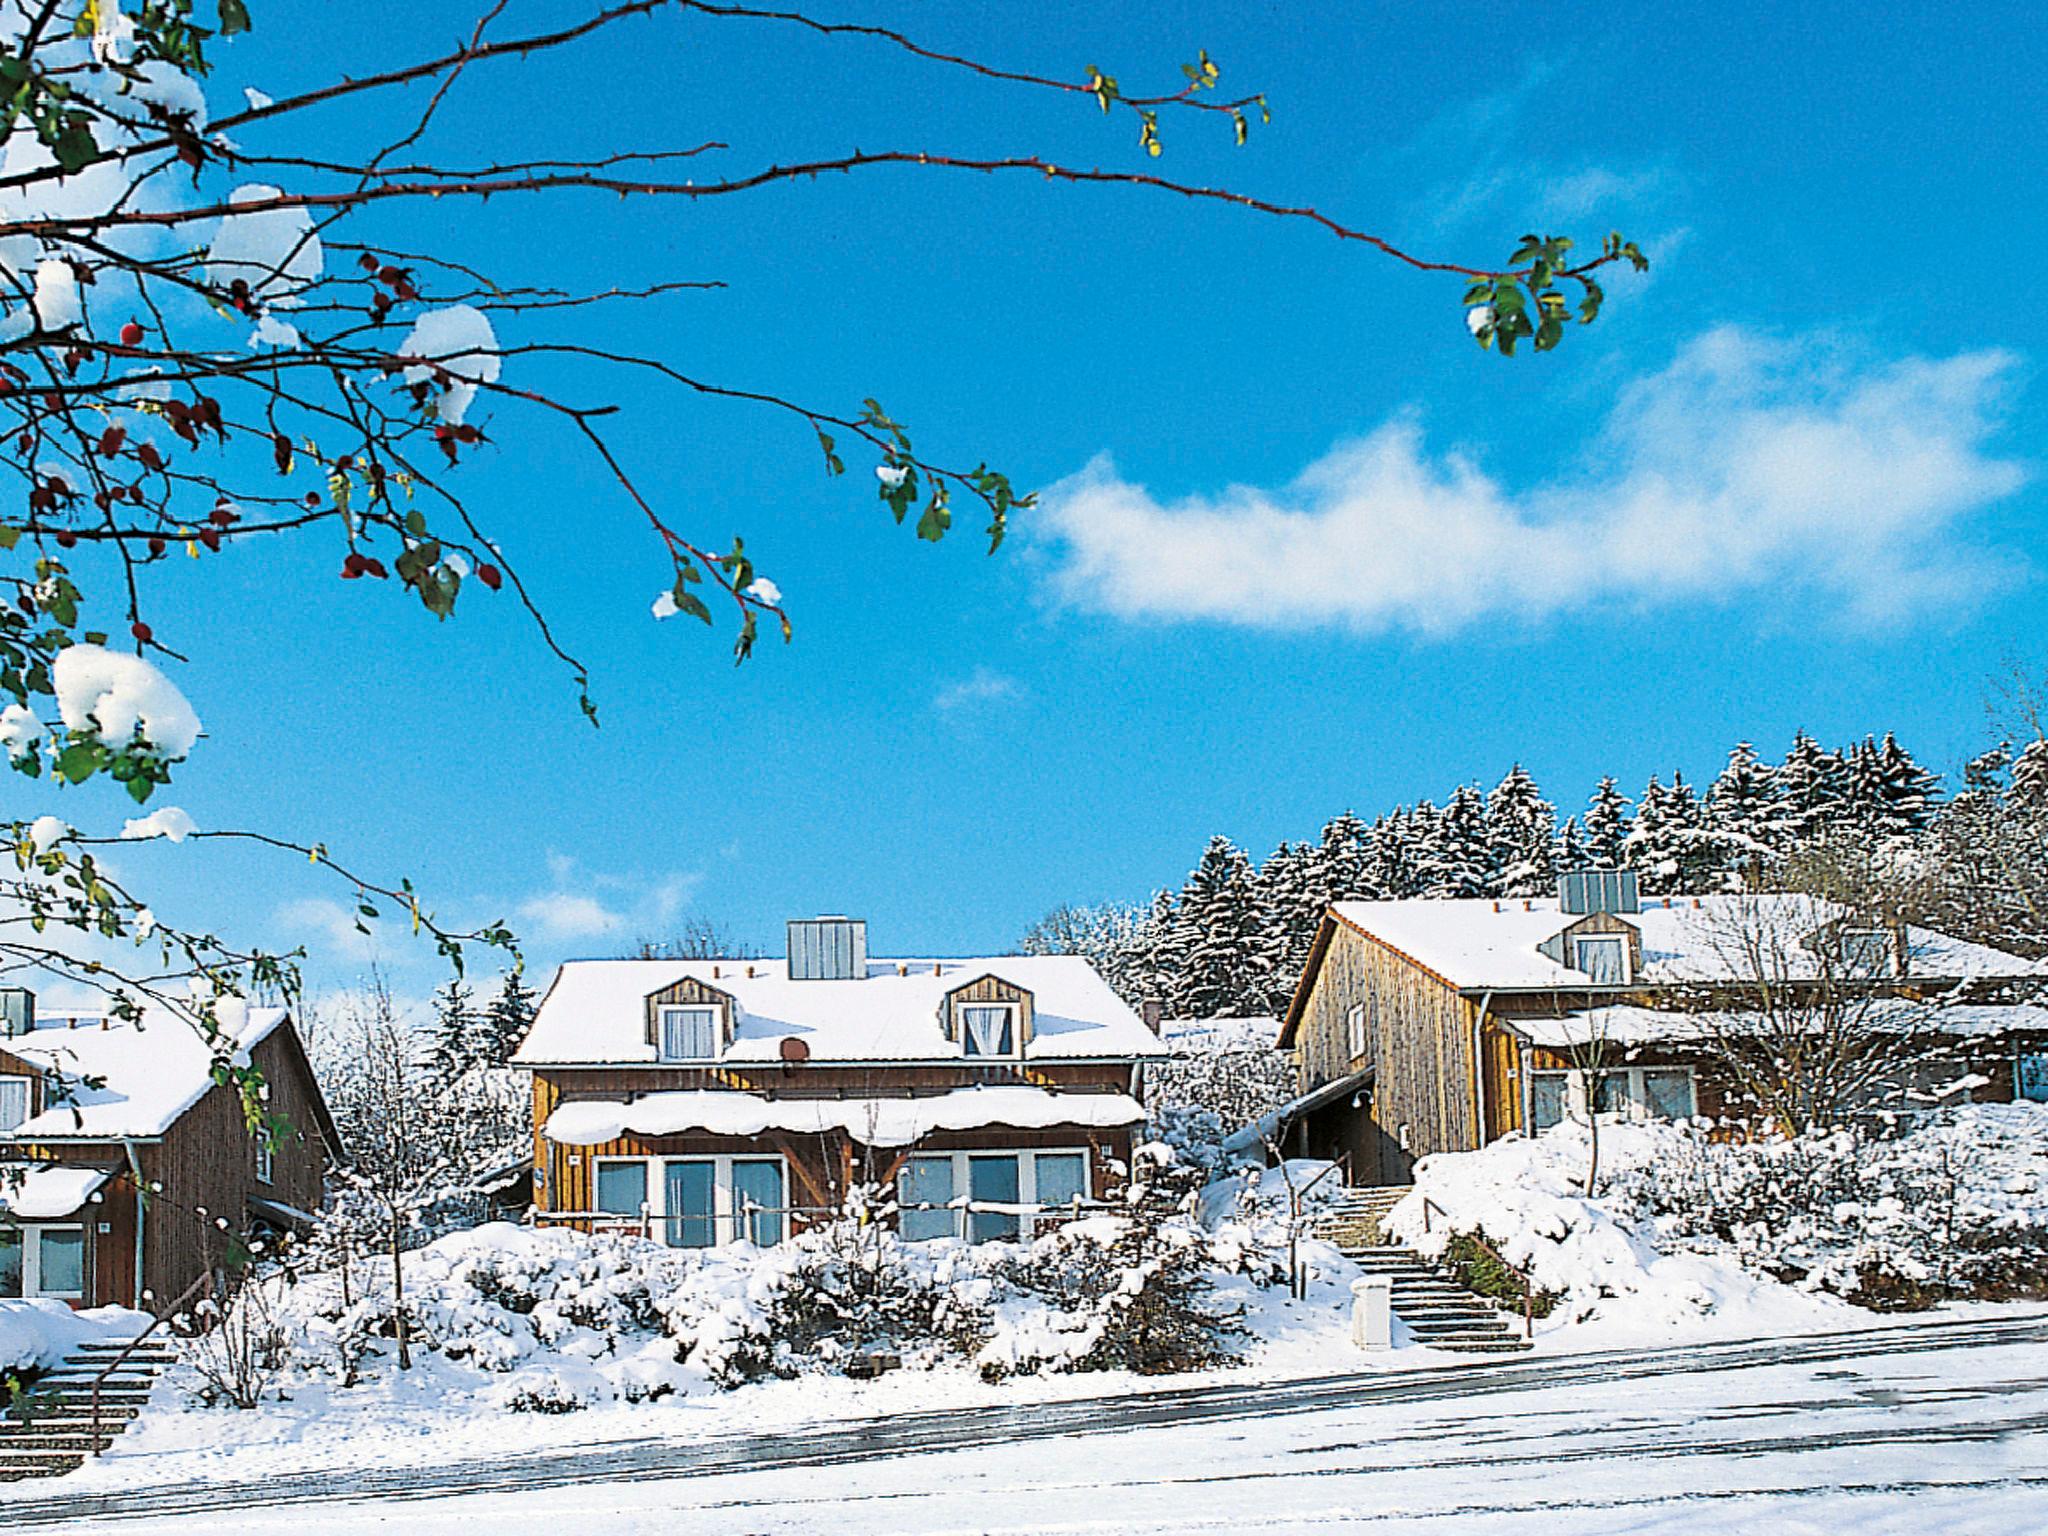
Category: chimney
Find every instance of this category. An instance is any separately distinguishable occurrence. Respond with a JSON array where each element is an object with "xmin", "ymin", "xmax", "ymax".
[
  {"xmin": 1141, "ymin": 999, "xmax": 1163, "ymax": 1035},
  {"xmin": 0, "ymin": 987, "xmax": 32, "ymax": 1039},
  {"xmin": 1559, "ymin": 869, "xmax": 1639, "ymax": 916},
  {"xmin": 787, "ymin": 917, "xmax": 867, "ymax": 981}
]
